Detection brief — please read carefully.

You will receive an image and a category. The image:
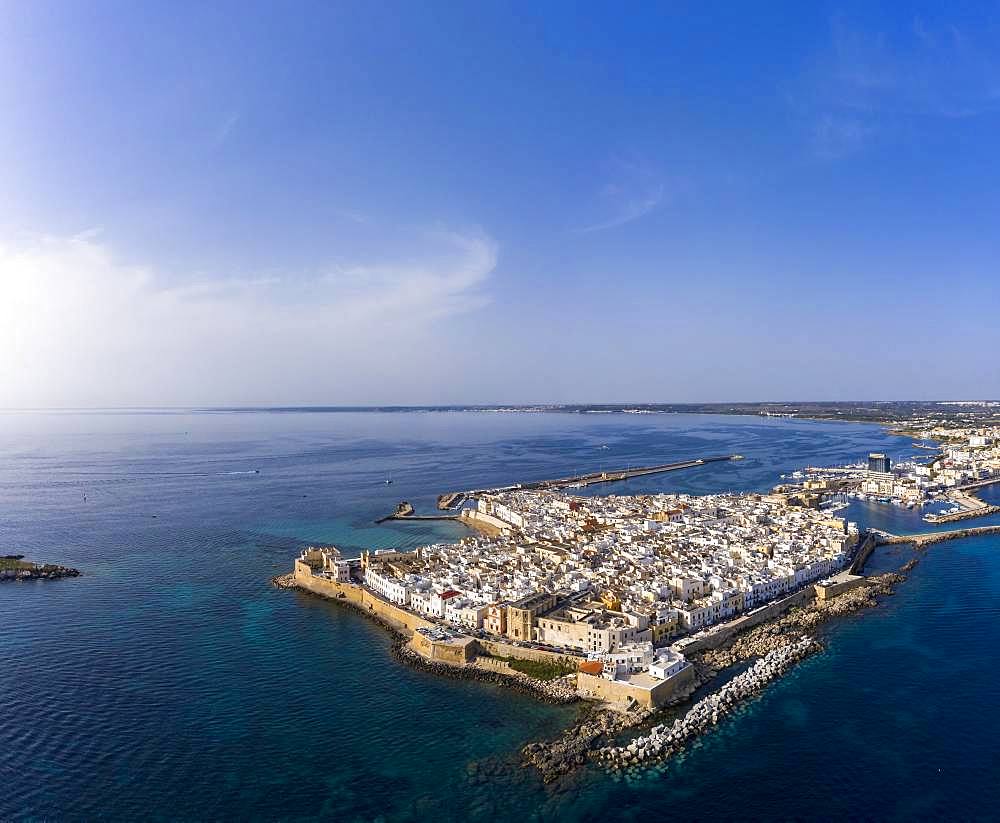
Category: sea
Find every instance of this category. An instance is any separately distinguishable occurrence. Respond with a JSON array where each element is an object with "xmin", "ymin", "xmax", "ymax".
[{"xmin": 2, "ymin": 409, "xmax": 999, "ymax": 822}]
